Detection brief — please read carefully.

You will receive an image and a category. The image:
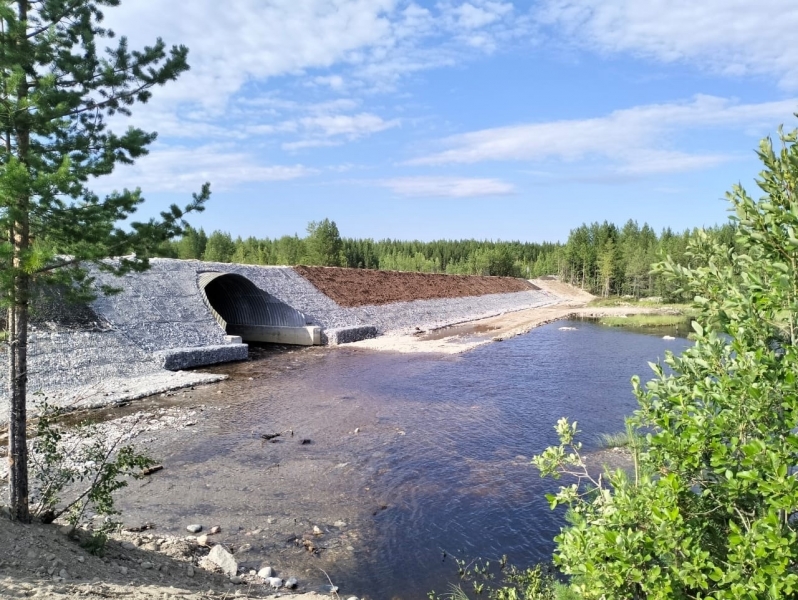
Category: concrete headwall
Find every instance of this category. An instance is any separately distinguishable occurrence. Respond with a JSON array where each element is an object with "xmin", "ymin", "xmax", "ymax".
[{"xmin": 0, "ymin": 259, "xmax": 562, "ymax": 417}]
